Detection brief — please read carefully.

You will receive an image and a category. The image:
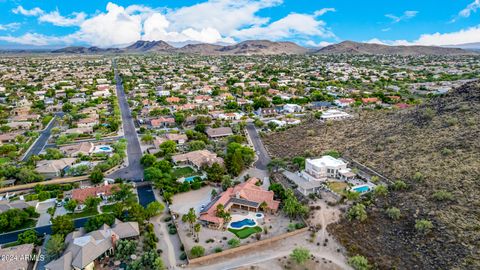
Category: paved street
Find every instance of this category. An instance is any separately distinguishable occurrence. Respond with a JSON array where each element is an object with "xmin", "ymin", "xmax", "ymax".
[
  {"xmin": 21, "ymin": 112, "xmax": 63, "ymax": 161},
  {"xmin": 108, "ymin": 60, "xmax": 144, "ymax": 181},
  {"xmin": 246, "ymin": 123, "xmax": 271, "ymax": 170}
]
